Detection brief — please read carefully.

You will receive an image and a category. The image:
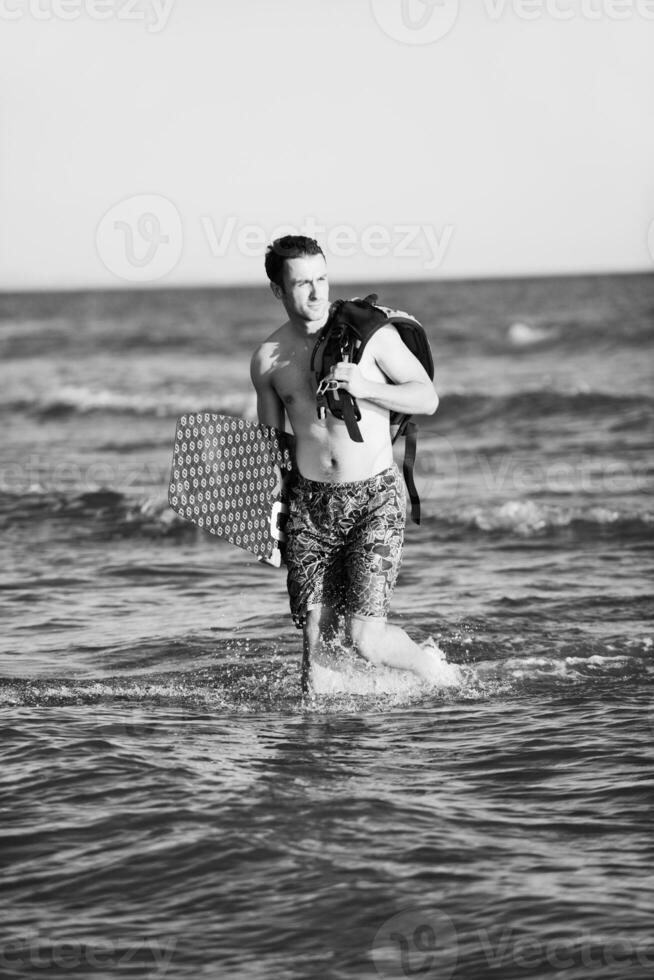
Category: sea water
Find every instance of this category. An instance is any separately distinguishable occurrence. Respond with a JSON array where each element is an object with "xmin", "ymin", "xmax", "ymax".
[{"xmin": 1, "ymin": 274, "xmax": 652, "ymax": 978}]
